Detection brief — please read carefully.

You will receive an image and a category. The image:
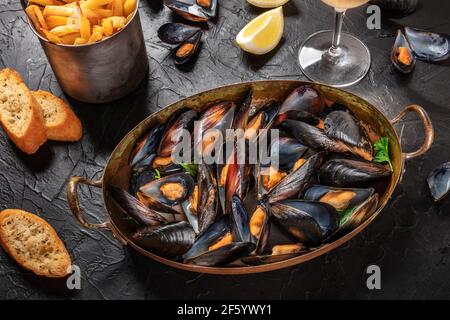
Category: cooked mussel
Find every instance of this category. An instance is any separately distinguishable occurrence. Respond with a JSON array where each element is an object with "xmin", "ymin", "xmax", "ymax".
[
  {"xmin": 231, "ymin": 195, "xmax": 251, "ymax": 242},
  {"xmin": 270, "ymin": 200, "xmax": 339, "ymax": 247},
  {"xmin": 244, "ymin": 101, "xmax": 279, "ymax": 141},
  {"xmin": 109, "ymin": 186, "xmax": 167, "ymax": 227},
  {"xmin": 233, "ymin": 89, "xmax": 254, "ymax": 130},
  {"xmin": 427, "ymin": 162, "xmax": 450, "ymax": 201},
  {"xmin": 324, "ymin": 111, "xmax": 373, "ymax": 161},
  {"xmin": 275, "ymin": 86, "xmax": 325, "ymax": 125},
  {"xmin": 197, "ymin": 164, "xmax": 218, "ymax": 233},
  {"xmin": 272, "ymin": 137, "xmax": 308, "ymax": 172},
  {"xmin": 139, "ymin": 172, "xmax": 195, "ymax": 208},
  {"xmin": 241, "ymin": 243, "xmax": 308, "ymax": 266},
  {"xmin": 188, "ymin": 242, "xmax": 255, "ymax": 267},
  {"xmin": 174, "ymin": 31, "xmax": 202, "ymax": 65},
  {"xmin": 164, "ymin": 0, "xmax": 217, "ymax": 22},
  {"xmin": 181, "ymin": 185, "xmax": 199, "ymax": 234},
  {"xmin": 404, "ymin": 27, "xmax": 449, "ymax": 62},
  {"xmin": 370, "ymin": 0, "xmax": 418, "ymax": 18},
  {"xmin": 391, "ymin": 30, "xmax": 416, "ymax": 74},
  {"xmin": 304, "ymin": 185, "xmax": 374, "ymax": 212},
  {"xmin": 132, "ymin": 221, "xmax": 195, "ymax": 258},
  {"xmin": 130, "ymin": 168, "xmax": 157, "ymax": 196},
  {"xmin": 158, "ymin": 23, "xmax": 201, "ymax": 44},
  {"xmin": 249, "ymin": 203, "xmax": 270, "ymax": 254},
  {"xmin": 268, "ymin": 152, "xmax": 326, "ymax": 203},
  {"xmin": 319, "ymin": 159, "xmax": 391, "ymax": 188},
  {"xmin": 337, "ymin": 194, "xmax": 379, "ymax": 233},
  {"xmin": 130, "ymin": 124, "xmax": 164, "ymax": 167}
]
